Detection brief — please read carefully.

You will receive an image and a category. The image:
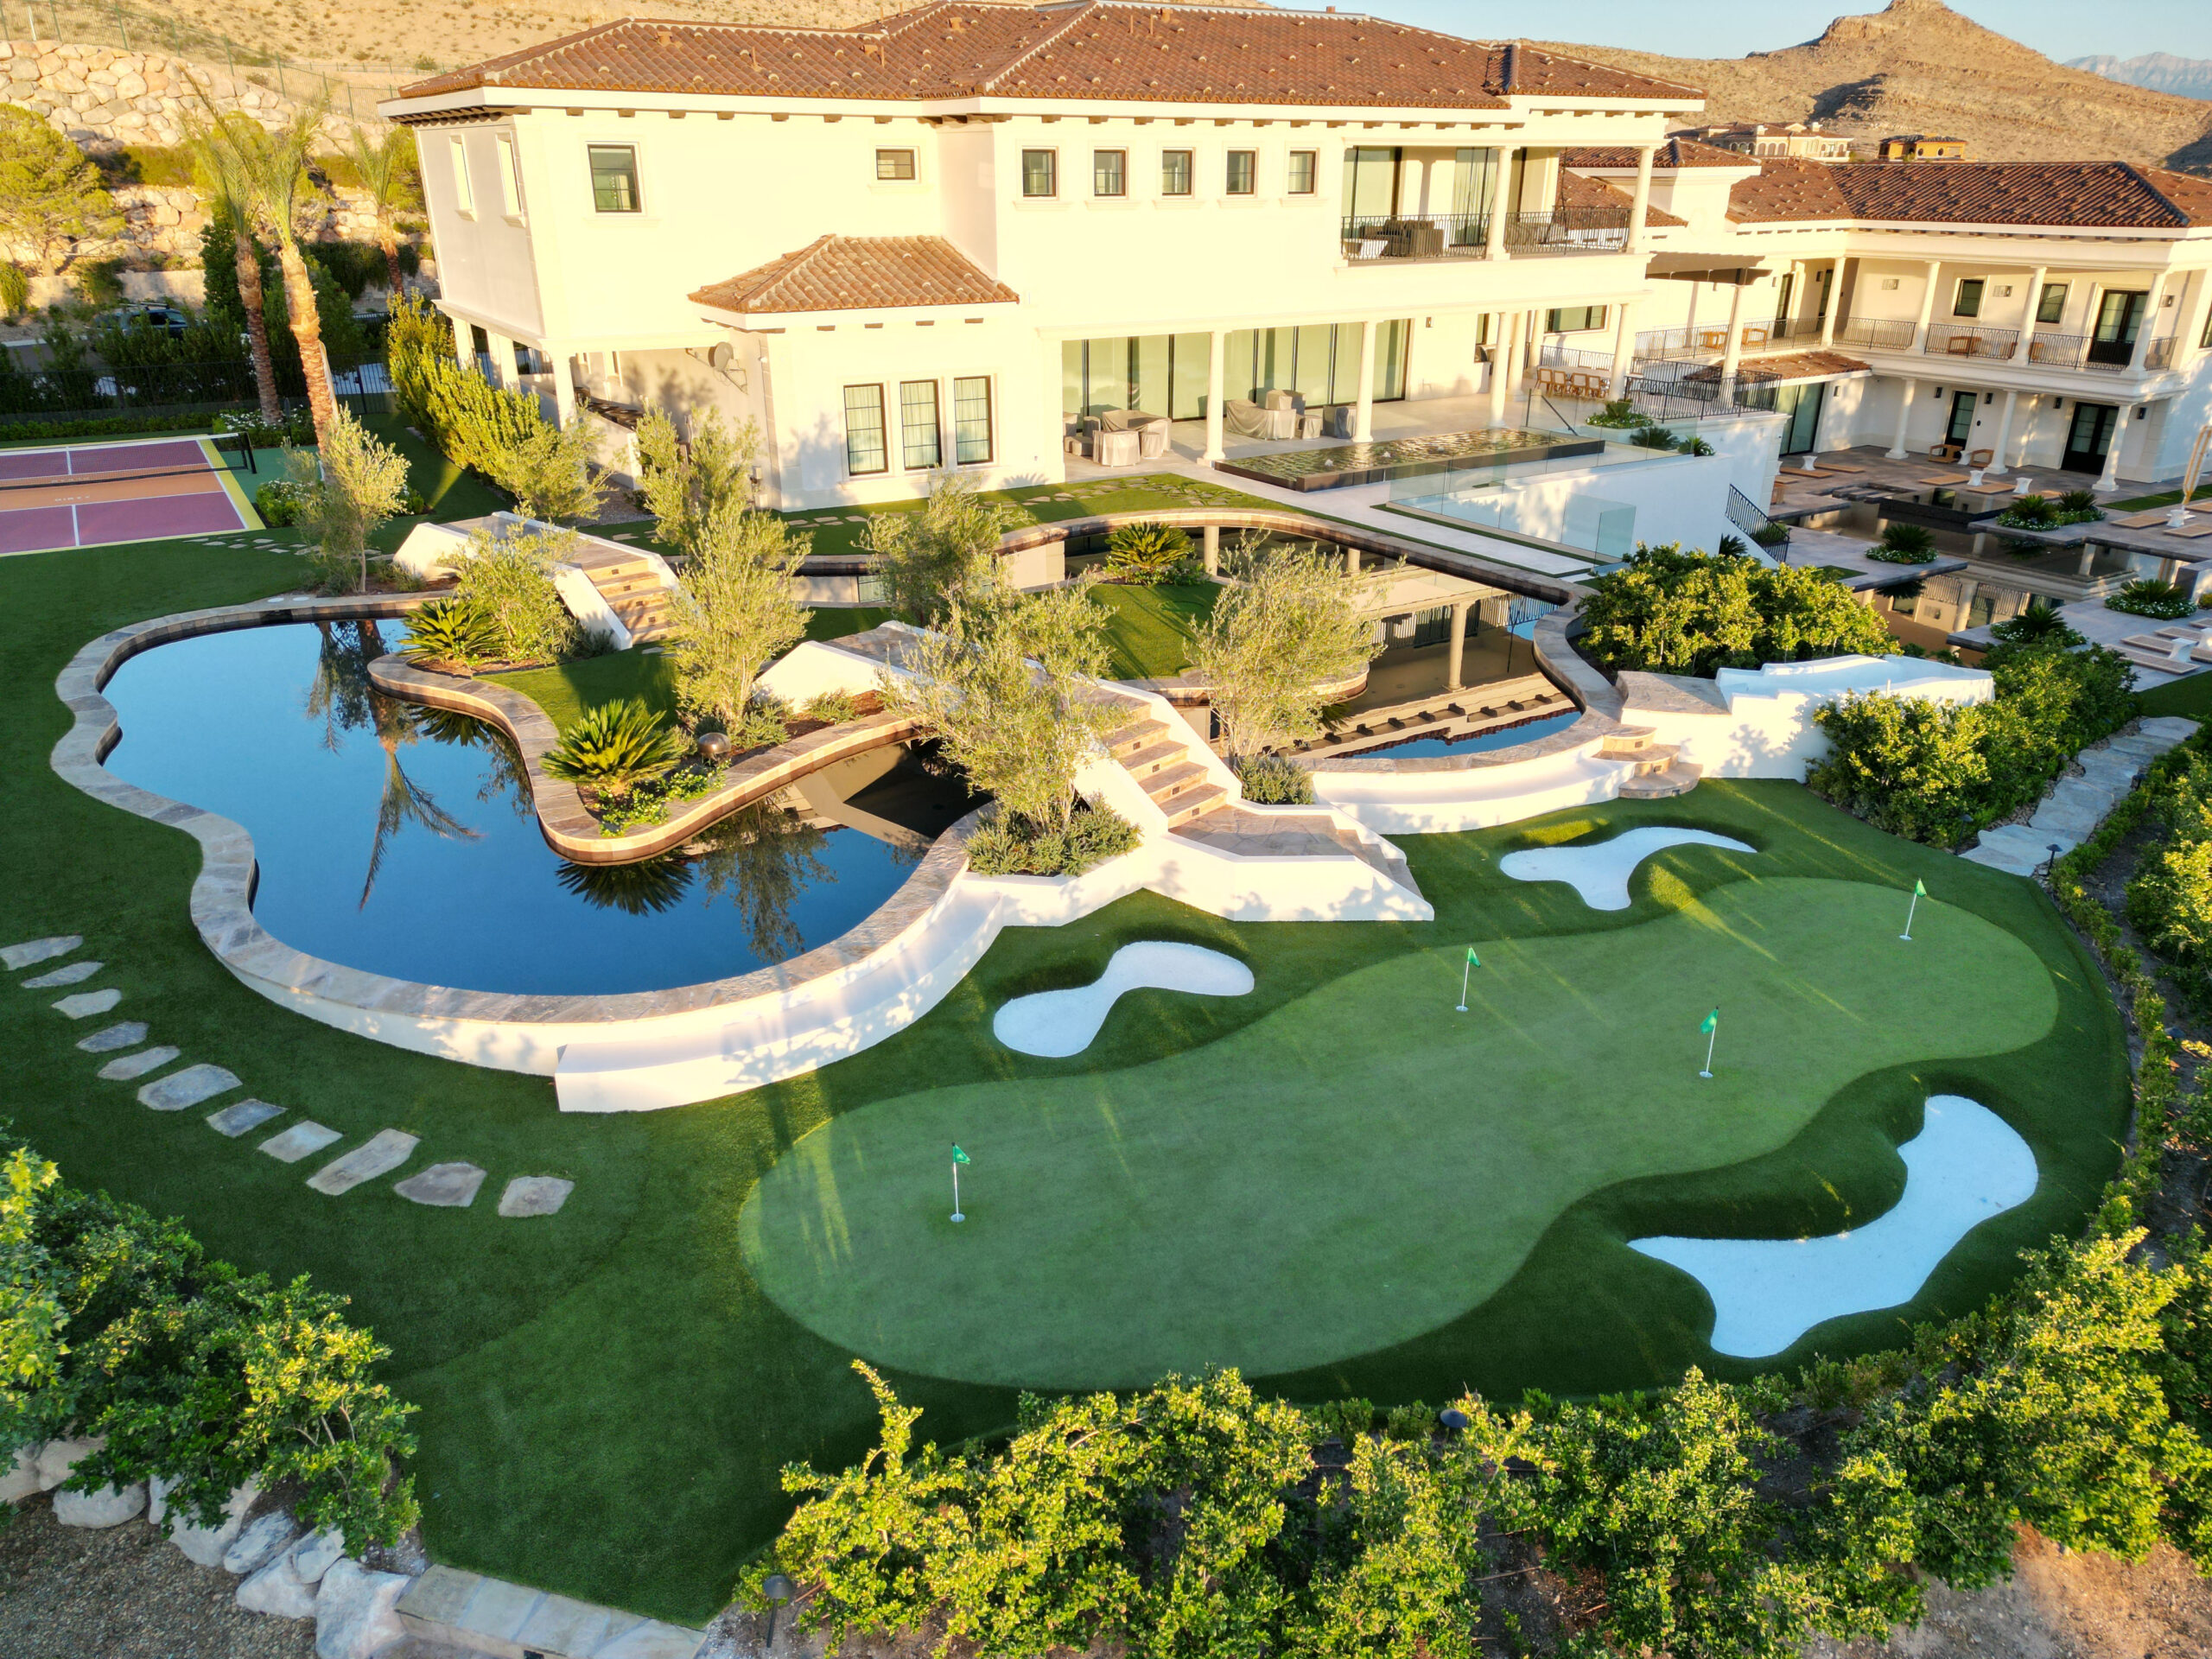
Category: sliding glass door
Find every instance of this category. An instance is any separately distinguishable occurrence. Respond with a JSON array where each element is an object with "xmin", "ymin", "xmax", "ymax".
[{"xmin": 1060, "ymin": 324, "xmax": 1410, "ymax": 422}]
